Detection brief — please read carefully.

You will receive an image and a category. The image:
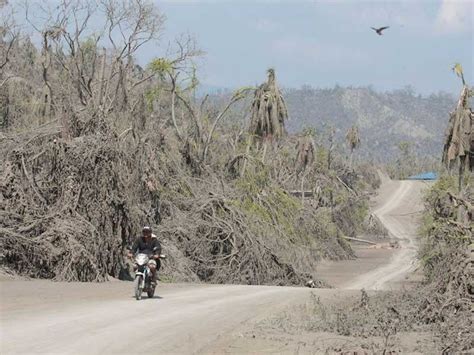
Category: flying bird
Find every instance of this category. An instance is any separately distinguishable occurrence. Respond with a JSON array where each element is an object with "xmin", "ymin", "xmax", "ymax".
[{"xmin": 371, "ymin": 26, "xmax": 389, "ymax": 35}]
